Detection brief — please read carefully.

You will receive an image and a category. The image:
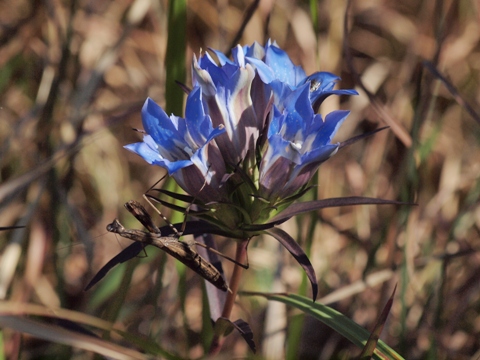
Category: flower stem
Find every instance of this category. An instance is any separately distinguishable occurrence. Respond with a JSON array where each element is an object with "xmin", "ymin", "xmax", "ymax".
[{"xmin": 208, "ymin": 239, "xmax": 249, "ymax": 355}]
